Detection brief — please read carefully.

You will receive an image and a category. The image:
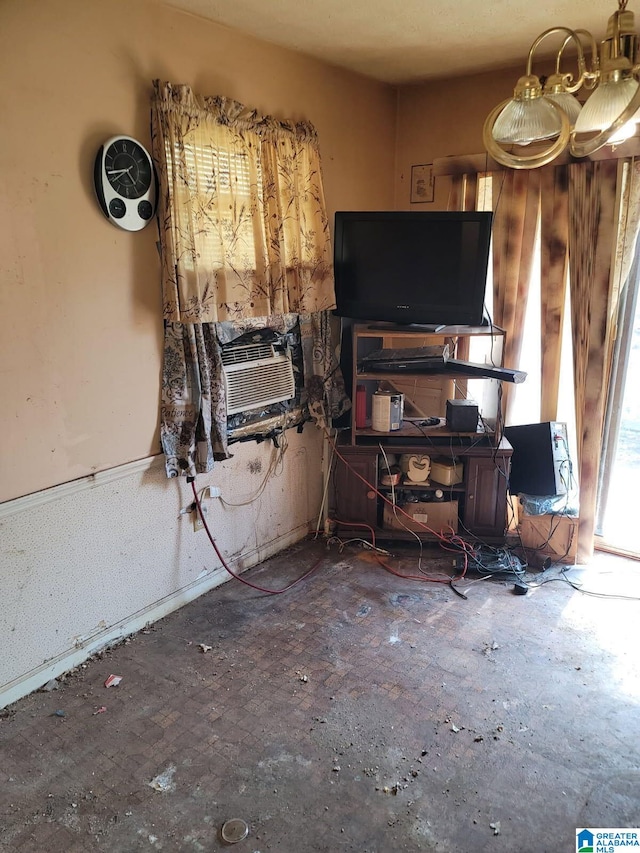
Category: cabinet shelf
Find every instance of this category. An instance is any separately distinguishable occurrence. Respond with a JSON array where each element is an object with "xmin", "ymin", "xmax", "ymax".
[
  {"xmin": 354, "ymin": 418, "xmax": 490, "ymax": 442},
  {"xmin": 351, "ymin": 323, "xmax": 506, "ymax": 447},
  {"xmin": 354, "ymin": 323, "xmax": 504, "ymax": 338}
]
